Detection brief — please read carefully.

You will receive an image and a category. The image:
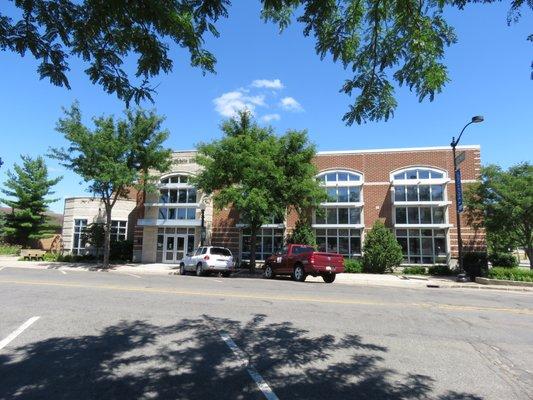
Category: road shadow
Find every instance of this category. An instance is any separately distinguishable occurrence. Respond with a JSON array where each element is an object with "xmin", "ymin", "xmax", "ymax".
[{"xmin": 0, "ymin": 315, "xmax": 483, "ymax": 400}]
